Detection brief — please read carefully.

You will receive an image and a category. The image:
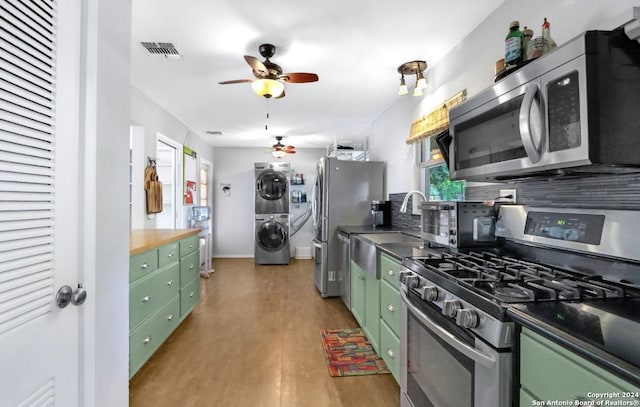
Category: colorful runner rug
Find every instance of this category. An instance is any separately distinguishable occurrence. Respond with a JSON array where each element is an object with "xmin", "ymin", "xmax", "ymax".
[{"xmin": 320, "ymin": 328, "xmax": 390, "ymax": 377}]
